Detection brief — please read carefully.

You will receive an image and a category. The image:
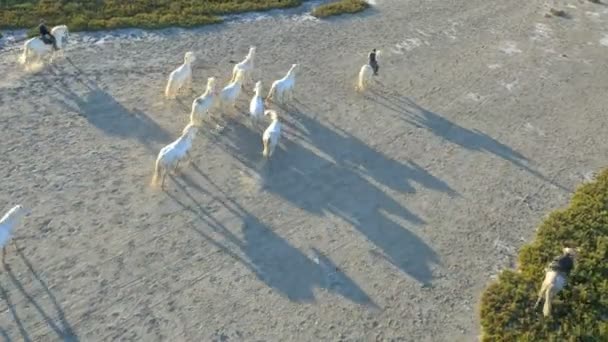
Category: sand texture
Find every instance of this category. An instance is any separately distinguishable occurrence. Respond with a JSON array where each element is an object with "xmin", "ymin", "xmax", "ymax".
[{"xmin": 1, "ymin": 0, "xmax": 608, "ymax": 340}]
